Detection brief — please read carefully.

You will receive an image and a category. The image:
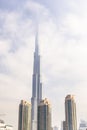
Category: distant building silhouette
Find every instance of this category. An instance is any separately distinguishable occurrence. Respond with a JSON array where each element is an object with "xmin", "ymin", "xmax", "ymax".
[
  {"xmin": 79, "ymin": 120, "xmax": 87, "ymax": 130},
  {"xmin": 38, "ymin": 98, "xmax": 51, "ymax": 130},
  {"xmin": 64, "ymin": 95, "xmax": 77, "ymax": 130},
  {"xmin": 63, "ymin": 121, "xmax": 67, "ymax": 130},
  {"xmin": 0, "ymin": 119, "xmax": 13, "ymax": 130},
  {"xmin": 53, "ymin": 126, "xmax": 58, "ymax": 130},
  {"xmin": 18, "ymin": 100, "xmax": 31, "ymax": 130}
]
